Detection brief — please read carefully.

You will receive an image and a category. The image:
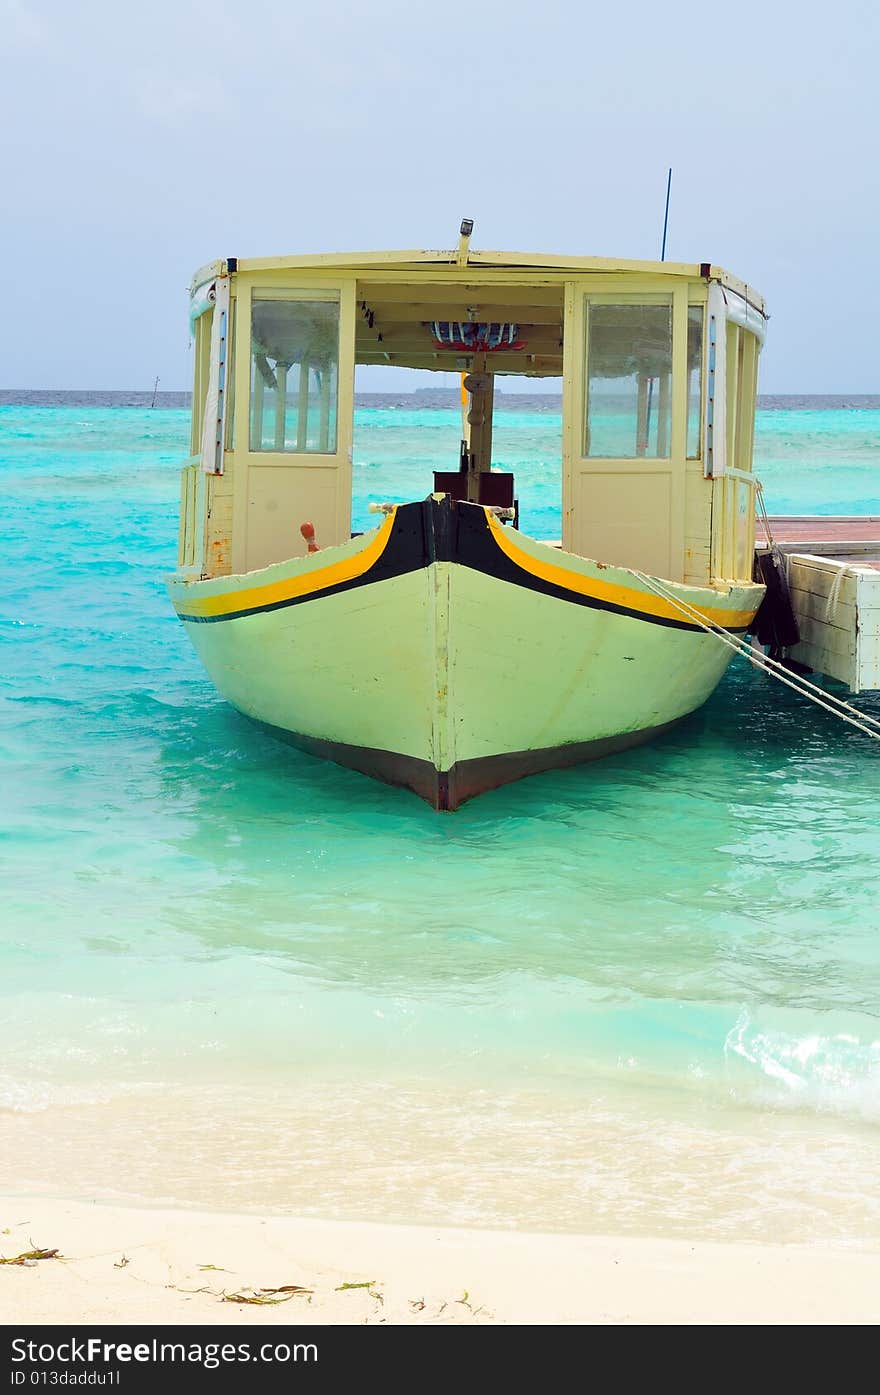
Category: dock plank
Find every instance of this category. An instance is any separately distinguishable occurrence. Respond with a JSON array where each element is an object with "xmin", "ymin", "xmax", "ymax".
[{"xmin": 767, "ymin": 516, "xmax": 880, "ymax": 545}]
